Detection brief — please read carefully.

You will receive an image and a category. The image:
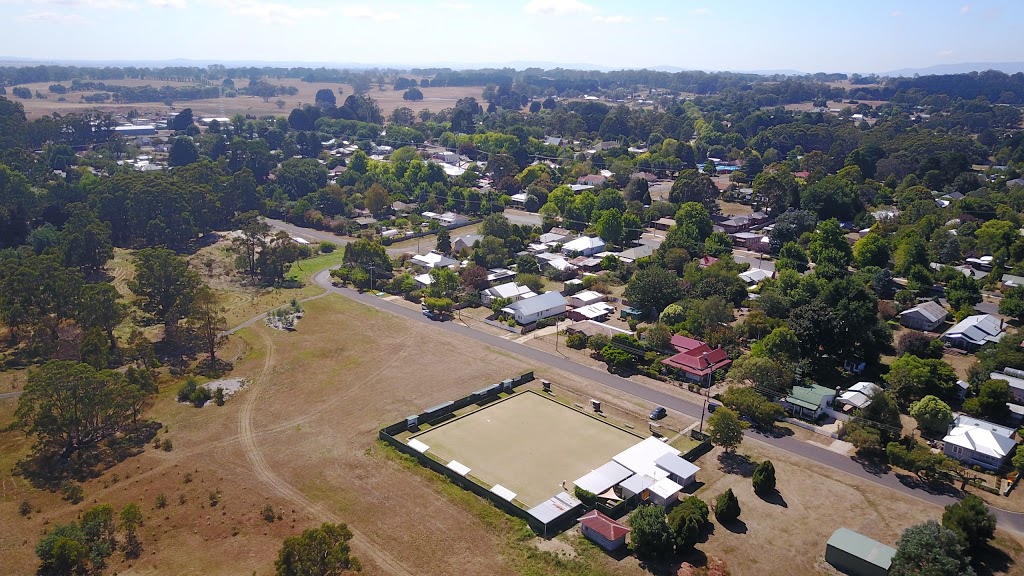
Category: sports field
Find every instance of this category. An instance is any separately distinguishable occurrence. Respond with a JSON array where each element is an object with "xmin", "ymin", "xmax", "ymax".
[{"xmin": 412, "ymin": 391, "xmax": 643, "ymax": 507}]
